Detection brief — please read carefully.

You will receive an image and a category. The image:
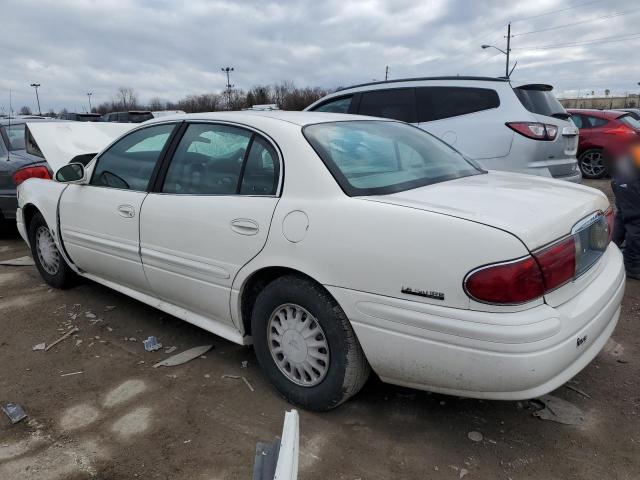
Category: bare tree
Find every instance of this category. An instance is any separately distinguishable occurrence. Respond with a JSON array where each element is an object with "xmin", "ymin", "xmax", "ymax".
[
  {"xmin": 115, "ymin": 87, "xmax": 138, "ymax": 110},
  {"xmin": 19, "ymin": 105, "xmax": 32, "ymax": 115}
]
